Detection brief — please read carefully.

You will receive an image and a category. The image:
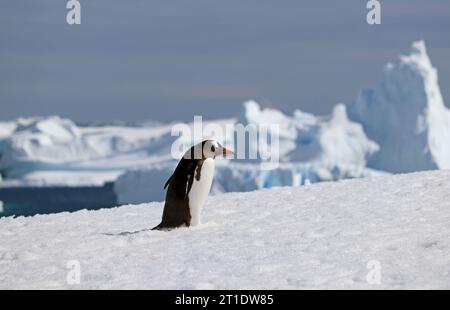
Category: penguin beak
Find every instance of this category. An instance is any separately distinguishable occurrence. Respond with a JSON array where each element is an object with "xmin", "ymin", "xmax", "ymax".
[{"xmin": 222, "ymin": 148, "xmax": 234, "ymax": 156}]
